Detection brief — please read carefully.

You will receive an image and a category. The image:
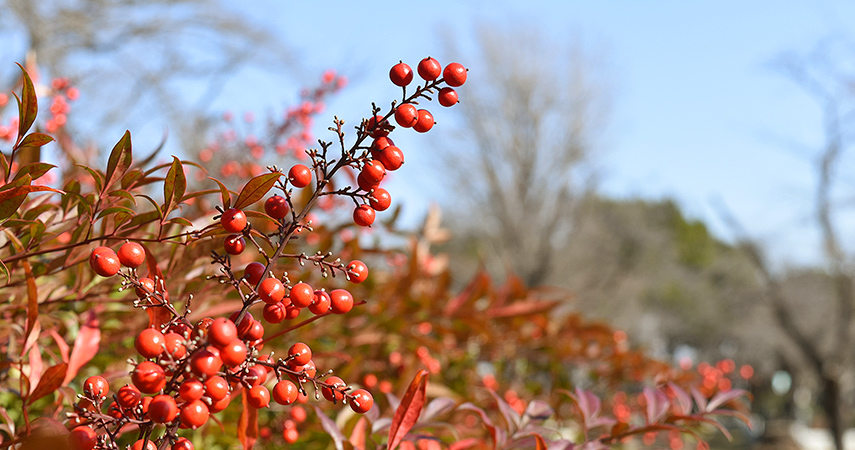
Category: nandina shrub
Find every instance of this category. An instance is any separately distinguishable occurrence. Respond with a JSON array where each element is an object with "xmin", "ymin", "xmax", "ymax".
[{"xmin": 0, "ymin": 59, "xmax": 749, "ymax": 450}]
